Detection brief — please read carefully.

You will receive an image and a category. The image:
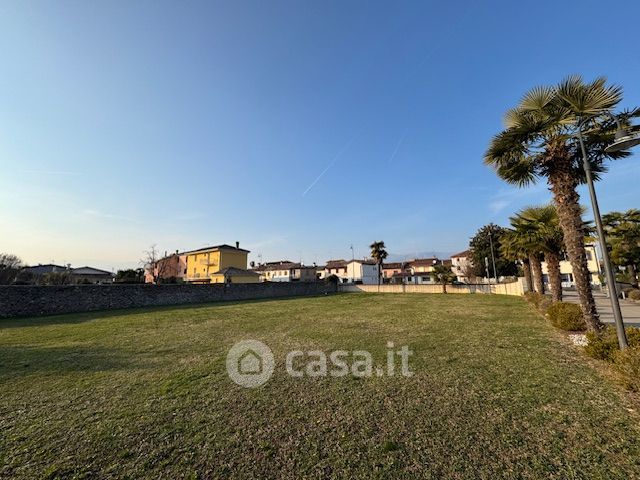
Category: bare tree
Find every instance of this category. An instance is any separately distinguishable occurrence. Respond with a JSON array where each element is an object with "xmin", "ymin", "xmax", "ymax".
[
  {"xmin": 0, "ymin": 253, "xmax": 23, "ymax": 285},
  {"xmin": 460, "ymin": 262, "xmax": 479, "ymax": 284},
  {"xmin": 141, "ymin": 245, "xmax": 171, "ymax": 285}
]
